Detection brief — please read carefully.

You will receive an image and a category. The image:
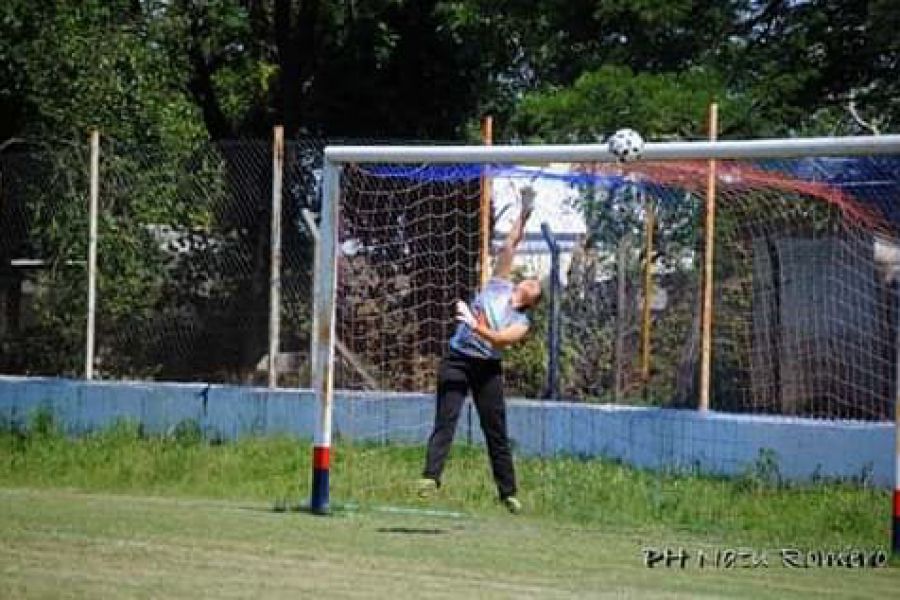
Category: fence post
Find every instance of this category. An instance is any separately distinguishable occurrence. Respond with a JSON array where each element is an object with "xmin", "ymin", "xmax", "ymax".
[
  {"xmin": 699, "ymin": 102, "xmax": 719, "ymax": 411},
  {"xmin": 302, "ymin": 208, "xmax": 319, "ymax": 380},
  {"xmin": 85, "ymin": 130, "xmax": 99, "ymax": 380},
  {"xmin": 480, "ymin": 116, "xmax": 493, "ymax": 288},
  {"xmin": 614, "ymin": 234, "xmax": 631, "ymax": 403},
  {"xmin": 540, "ymin": 222, "xmax": 561, "ymax": 400},
  {"xmin": 268, "ymin": 126, "xmax": 284, "ymax": 388}
]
